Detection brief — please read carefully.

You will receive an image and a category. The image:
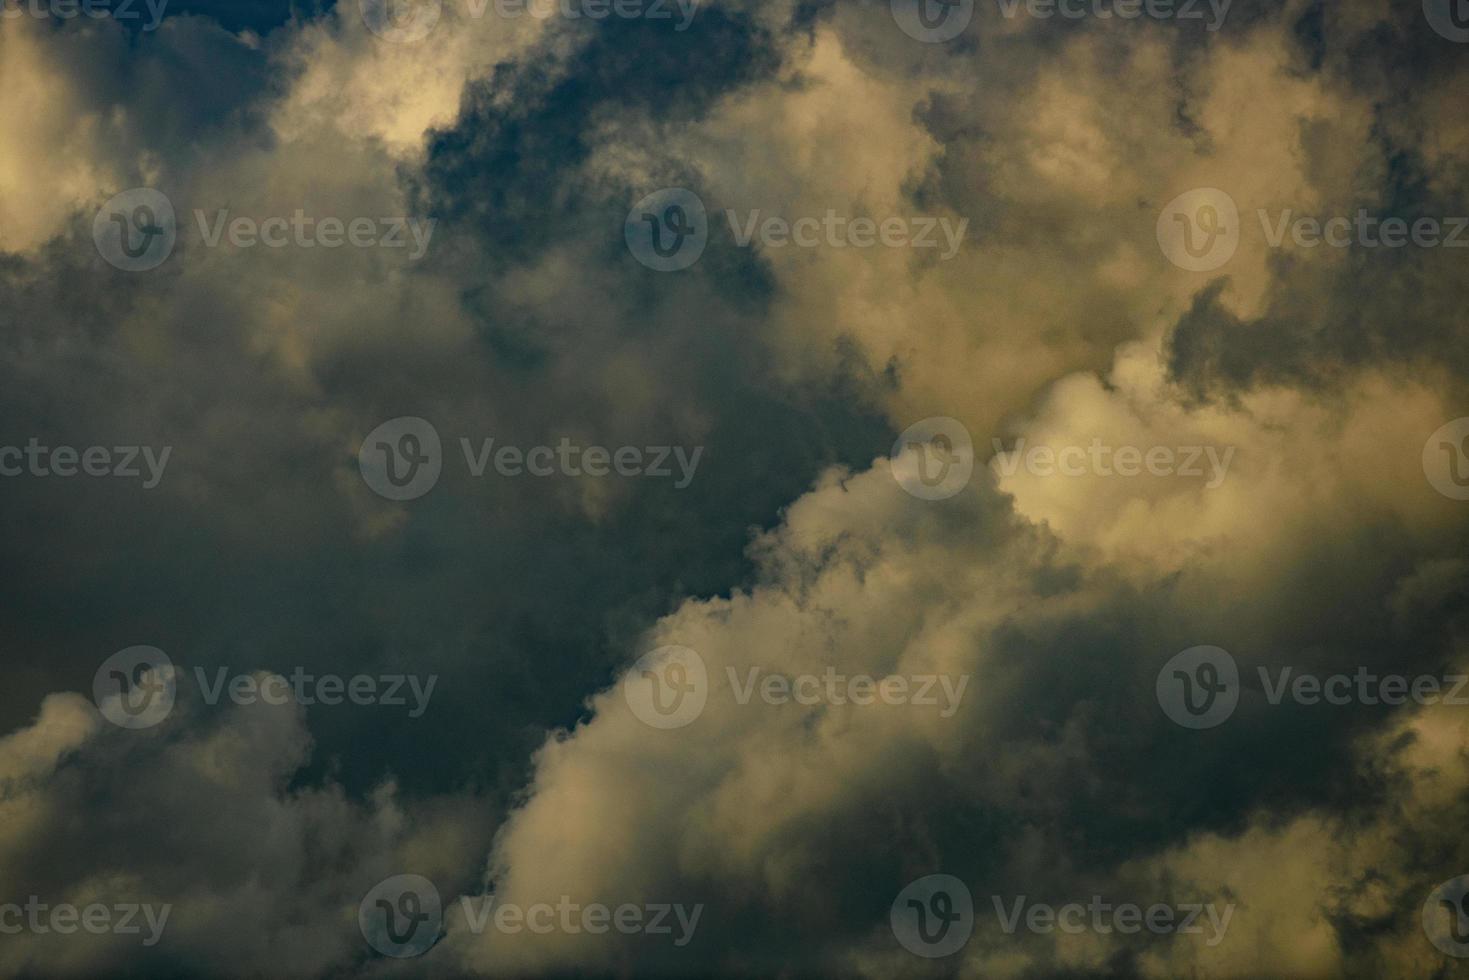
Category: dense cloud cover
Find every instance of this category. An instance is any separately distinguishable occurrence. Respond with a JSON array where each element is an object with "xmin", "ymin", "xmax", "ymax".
[{"xmin": 2, "ymin": 0, "xmax": 1468, "ymax": 975}]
